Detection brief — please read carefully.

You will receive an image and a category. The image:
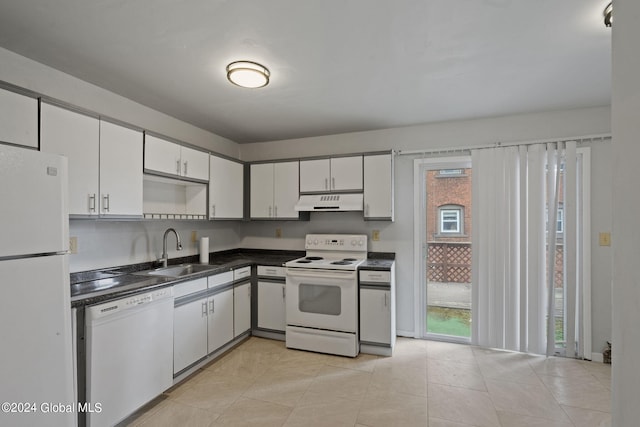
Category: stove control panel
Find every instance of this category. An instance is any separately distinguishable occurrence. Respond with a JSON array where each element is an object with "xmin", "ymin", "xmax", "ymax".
[{"xmin": 305, "ymin": 234, "xmax": 367, "ymax": 251}]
